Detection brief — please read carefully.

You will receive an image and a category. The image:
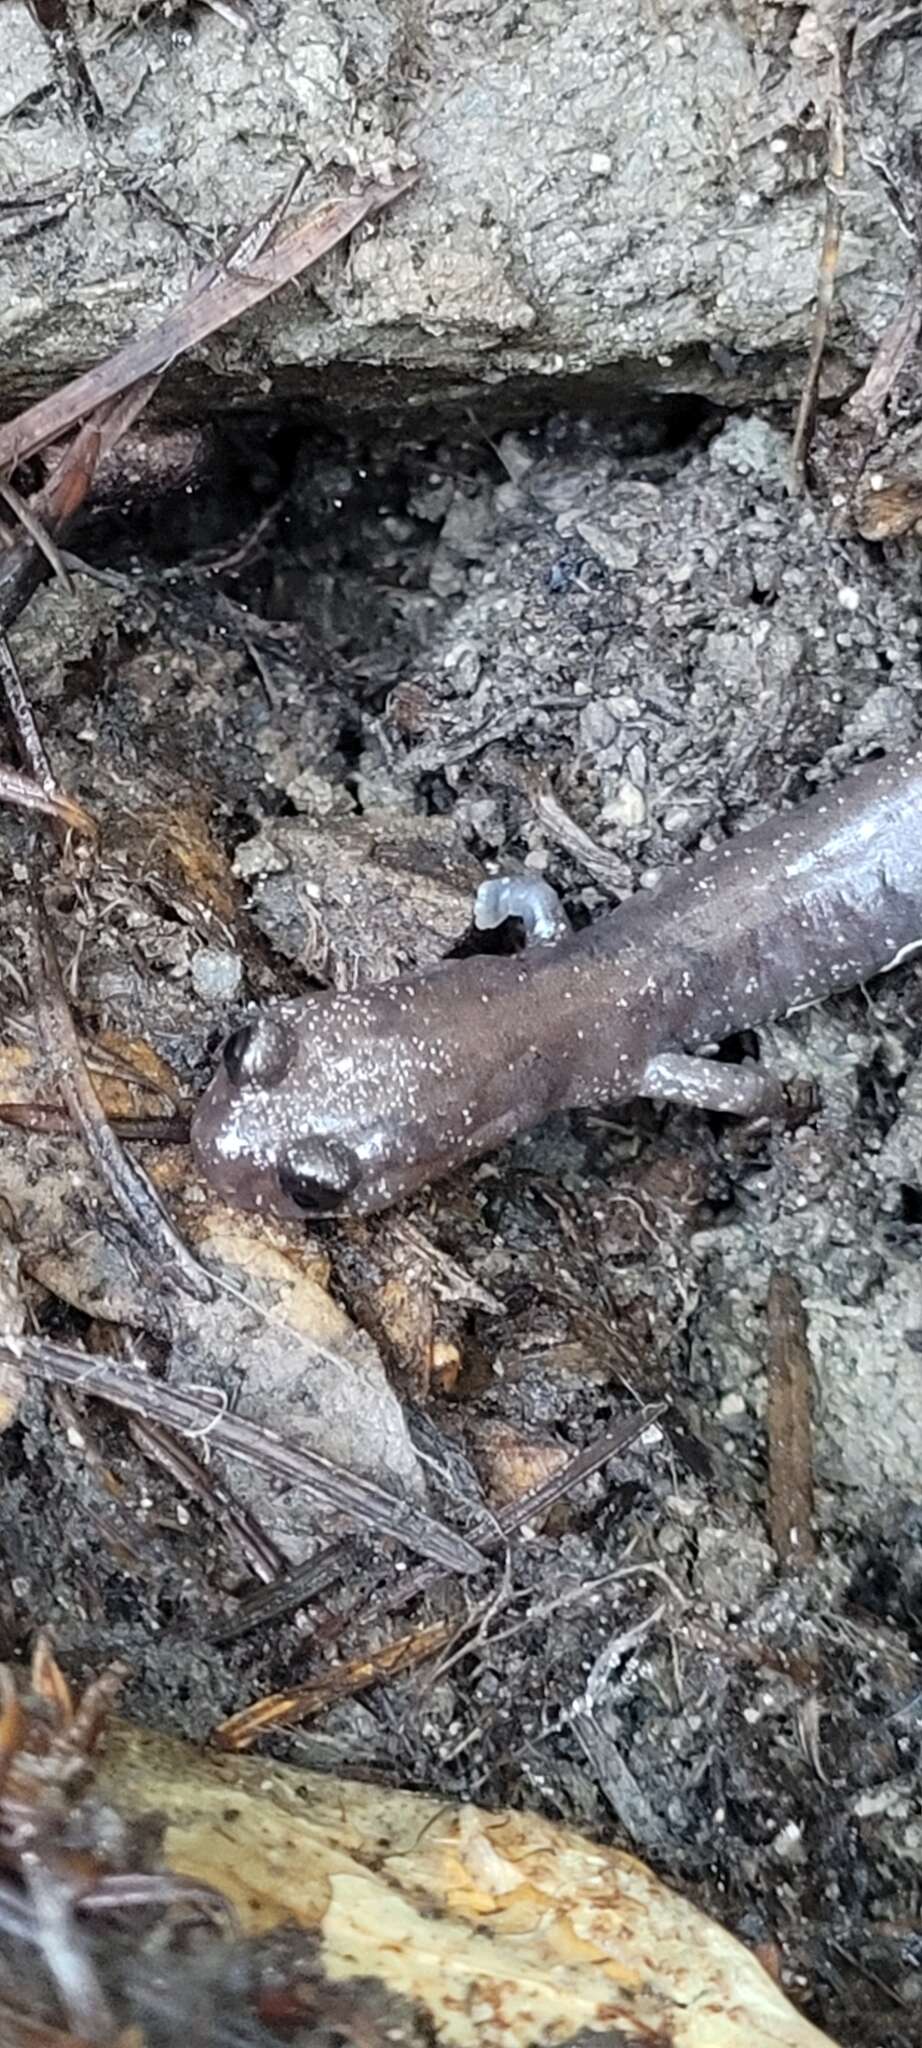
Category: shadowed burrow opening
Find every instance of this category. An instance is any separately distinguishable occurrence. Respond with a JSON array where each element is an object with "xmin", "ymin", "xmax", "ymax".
[
  {"xmin": 77, "ymin": 391, "xmax": 717, "ymax": 676},
  {"xmin": 68, "ymin": 390, "xmax": 720, "ymax": 850}
]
